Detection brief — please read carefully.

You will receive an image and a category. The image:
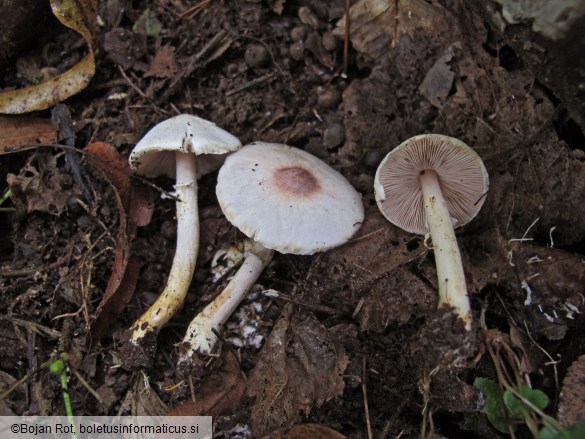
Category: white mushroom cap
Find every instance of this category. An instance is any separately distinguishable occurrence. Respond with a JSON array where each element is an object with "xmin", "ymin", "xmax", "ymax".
[
  {"xmin": 374, "ymin": 134, "xmax": 489, "ymax": 235},
  {"xmin": 128, "ymin": 114, "xmax": 241, "ymax": 178},
  {"xmin": 216, "ymin": 142, "xmax": 364, "ymax": 255}
]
